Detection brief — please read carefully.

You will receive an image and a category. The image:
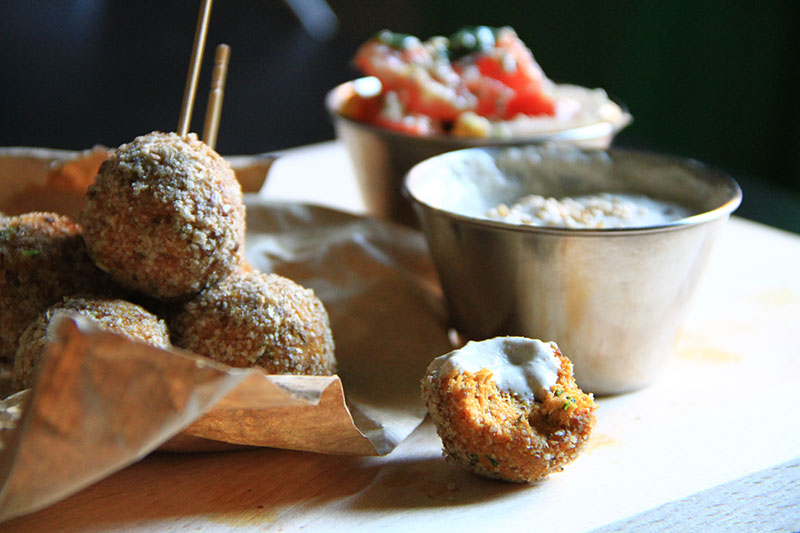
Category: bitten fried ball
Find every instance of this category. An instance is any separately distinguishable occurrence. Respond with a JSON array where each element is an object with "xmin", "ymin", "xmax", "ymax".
[
  {"xmin": 170, "ymin": 270, "xmax": 336, "ymax": 375},
  {"xmin": 80, "ymin": 131, "xmax": 246, "ymax": 301},
  {"xmin": 12, "ymin": 296, "xmax": 171, "ymax": 390},
  {"xmin": 0, "ymin": 212, "xmax": 116, "ymax": 361},
  {"xmin": 421, "ymin": 337, "xmax": 597, "ymax": 483}
]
